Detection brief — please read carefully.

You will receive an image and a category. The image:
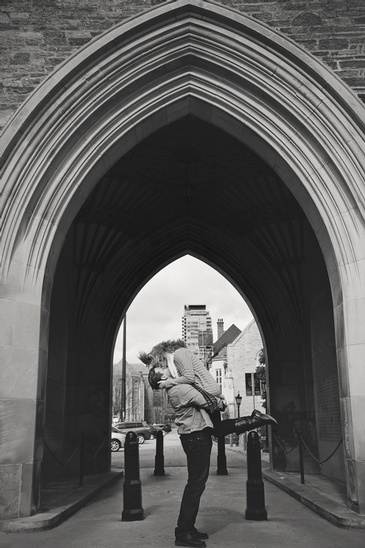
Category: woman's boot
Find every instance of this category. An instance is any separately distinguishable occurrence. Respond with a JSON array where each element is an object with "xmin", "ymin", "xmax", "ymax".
[
  {"xmin": 213, "ymin": 410, "xmax": 277, "ymax": 437},
  {"xmin": 234, "ymin": 409, "xmax": 277, "ymax": 434}
]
